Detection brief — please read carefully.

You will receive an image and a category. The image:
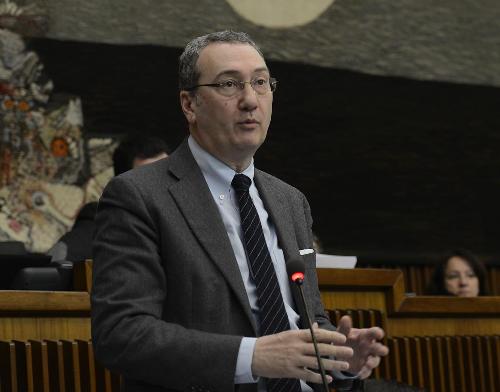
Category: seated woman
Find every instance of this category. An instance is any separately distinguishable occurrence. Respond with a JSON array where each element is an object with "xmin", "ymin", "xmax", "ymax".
[{"xmin": 425, "ymin": 249, "xmax": 490, "ymax": 297}]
